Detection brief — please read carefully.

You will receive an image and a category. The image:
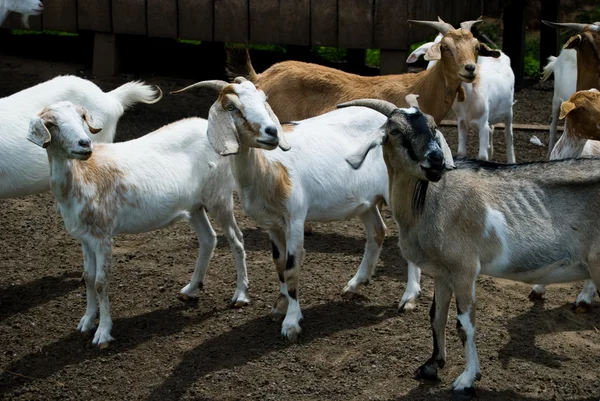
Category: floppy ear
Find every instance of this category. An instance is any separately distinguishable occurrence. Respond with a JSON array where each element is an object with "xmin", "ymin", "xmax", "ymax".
[
  {"xmin": 564, "ymin": 34, "xmax": 582, "ymax": 49},
  {"xmin": 207, "ymin": 102, "xmax": 240, "ymax": 156},
  {"xmin": 479, "ymin": 43, "xmax": 501, "ymax": 58},
  {"xmin": 265, "ymin": 102, "xmax": 291, "ymax": 151},
  {"xmin": 559, "ymin": 101, "xmax": 576, "ymax": 120},
  {"xmin": 424, "ymin": 43, "xmax": 441, "ymax": 61},
  {"xmin": 346, "ymin": 128, "xmax": 387, "ymax": 170},
  {"xmin": 407, "ymin": 42, "xmax": 434, "ymax": 63},
  {"xmin": 27, "ymin": 117, "xmax": 52, "ymax": 148},
  {"xmin": 434, "ymin": 129, "xmax": 455, "ymax": 169},
  {"xmin": 78, "ymin": 106, "xmax": 102, "ymax": 134}
]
